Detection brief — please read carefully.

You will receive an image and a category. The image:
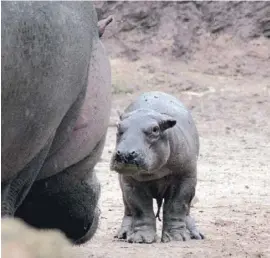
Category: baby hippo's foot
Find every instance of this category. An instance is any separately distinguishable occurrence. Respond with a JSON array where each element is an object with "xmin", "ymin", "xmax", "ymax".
[
  {"xmin": 161, "ymin": 228, "xmax": 191, "ymax": 243},
  {"xmin": 186, "ymin": 215, "xmax": 204, "ymax": 240},
  {"xmin": 116, "ymin": 215, "xmax": 157, "ymax": 244},
  {"xmin": 161, "ymin": 216, "xmax": 204, "ymax": 242},
  {"xmin": 115, "ymin": 215, "xmax": 132, "ymax": 239},
  {"xmin": 127, "ymin": 228, "xmax": 157, "ymax": 244},
  {"xmin": 189, "ymin": 230, "xmax": 204, "ymax": 240}
]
